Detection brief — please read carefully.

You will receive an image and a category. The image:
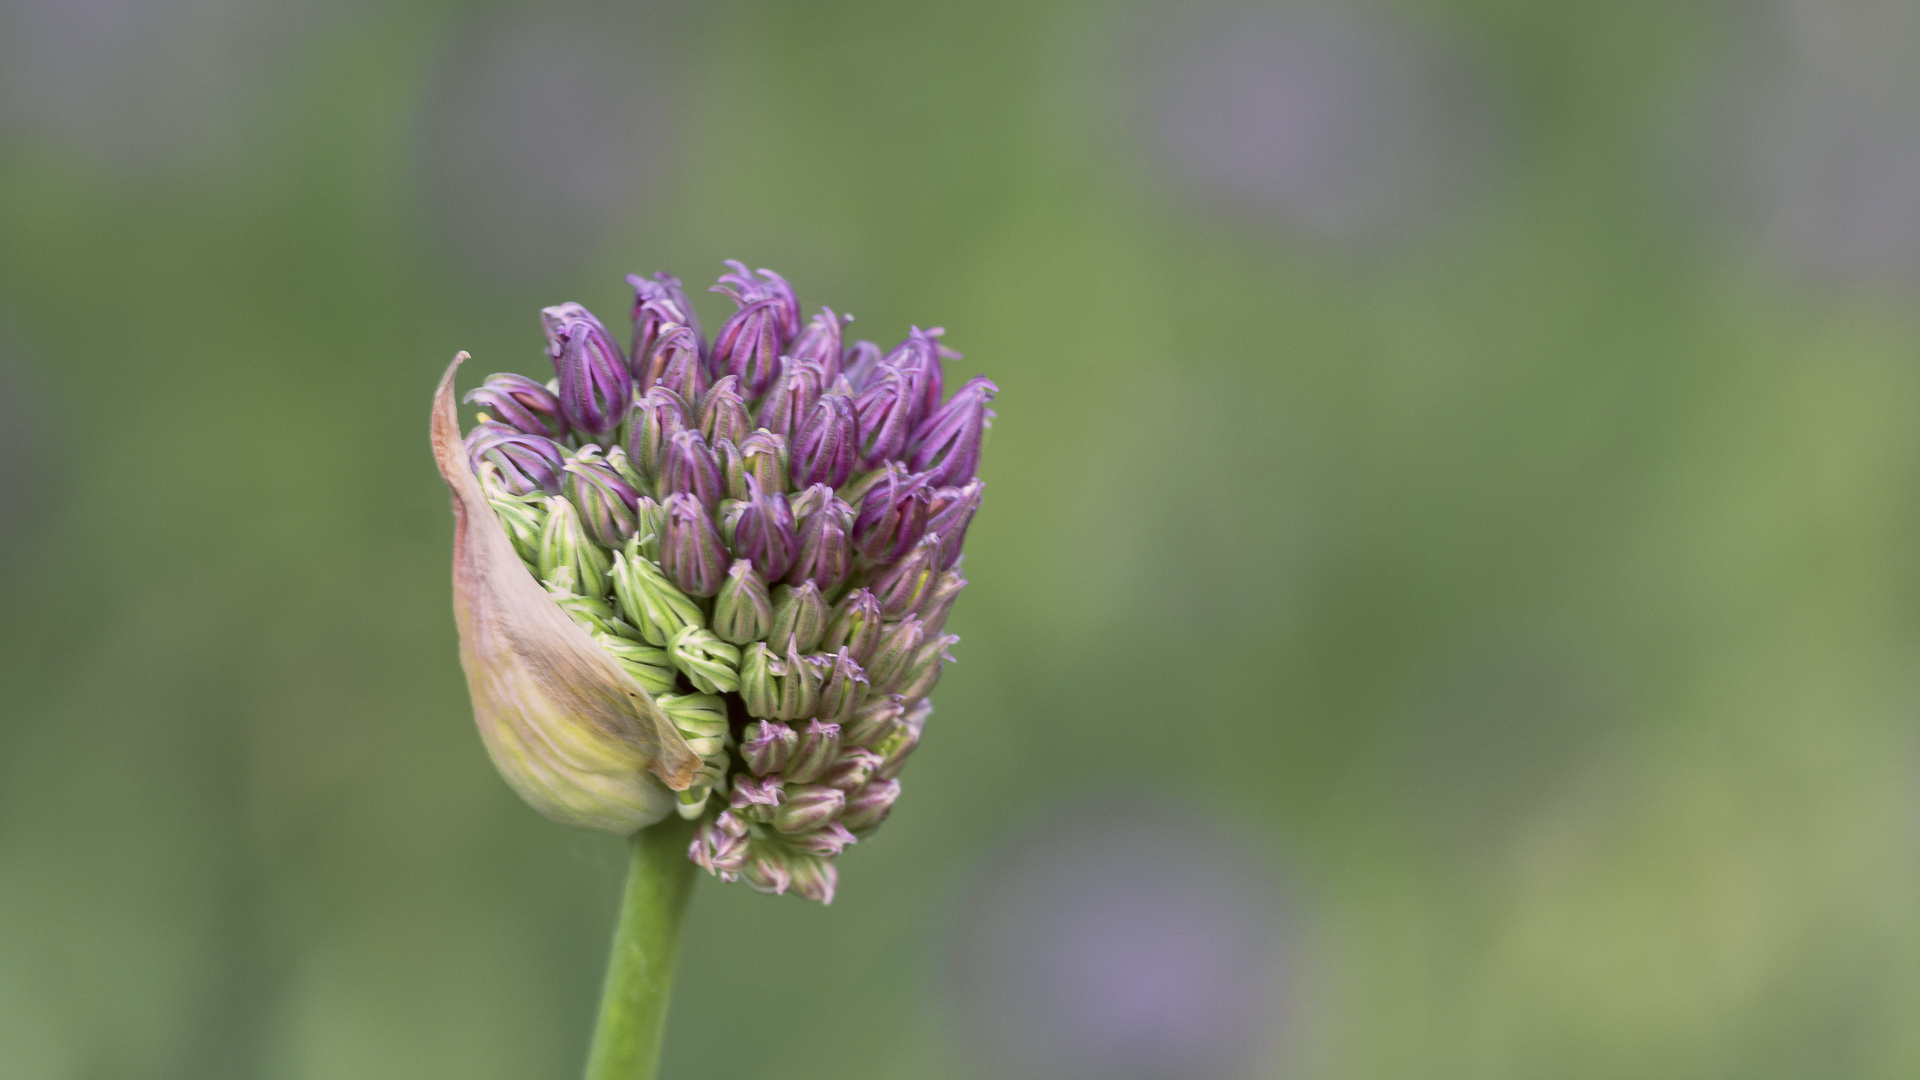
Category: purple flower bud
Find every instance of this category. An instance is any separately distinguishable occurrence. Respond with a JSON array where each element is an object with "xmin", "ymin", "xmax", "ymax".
[
  {"xmin": 793, "ymin": 391, "xmax": 857, "ymax": 489},
  {"xmin": 918, "ymin": 570, "xmax": 967, "ymax": 634},
  {"xmin": 926, "ymin": 480, "xmax": 983, "ymax": 570},
  {"xmin": 898, "ymin": 632, "xmax": 958, "ymax": 702},
  {"xmin": 626, "ymin": 386, "xmax": 687, "ymax": 489},
  {"xmin": 821, "ymin": 589, "xmax": 884, "ymax": 666},
  {"xmin": 731, "ymin": 481, "xmax": 797, "ymax": 581},
  {"xmin": 709, "ymin": 298, "xmax": 785, "ymax": 399},
  {"xmin": 544, "ymin": 304, "xmax": 632, "ymax": 442},
  {"xmin": 786, "ymin": 852, "xmax": 837, "ymax": 904},
  {"xmin": 713, "ymin": 260, "xmax": 800, "ymax": 344},
  {"xmin": 850, "ymin": 468, "xmax": 932, "ymax": 563},
  {"xmin": 648, "ymin": 323, "xmax": 708, "ymax": 406},
  {"xmin": 784, "ymin": 720, "xmax": 843, "ymax": 784},
  {"xmin": 789, "ymin": 308, "xmax": 848, "ymax": 381},
  {"xmin": 690, "ymin": 812, "xmax": 749, "ymax": 878},
  {"xmin": 562, "ymin": 455, "xmax": 642, "ymax": 548},
  {"xmin": 757, "ymin": 358, "xmax": 827, "ymax": 442},
  {"xmin": 741, "ymin": 839, "xmax": 794, "ymax": 896},
  {"xmin": 786, "ymin": 821, "xmax": 857, "ymax": 858},
  {"xmin": 466, "ymin": 422, "xmax": 566, "ymax": 495},
  {"xmin": 874, "ymin": 698, "xmax": 931, "ymax": 780},
  {"xmin": 840, "ymin": 779, "xmax": 901, "ymax": 833},
  {"xmin": 713, "ymin": 560, "xmax": 773, "ymax": 644},
  {"xmin": 842, "ymin": 339, "xmax": 883, "ymax": 390},
  {"xmin": 464, "ymin": 373, "xmax": 569, "ymax": 440},
  {"xmin": 699, "ymin": 375, "xmax": 751, "ymax": 448},
  {"xmin": 852, "ymin": 366, "xmax": 916, "ymax": 470},
  {"xmin": 627, "ymin": 272, "xmax": 703, "ymax": 377},
  {"xmin": 815, "ymin": 647, "xmax": 869, "ymax": 721},
  {"xmin": 738, "ymin": 430, "xmax": 790, "ymax": 495},
  {"xmin": 774, "ymin": 783, "xmax": 845, "ymax": 834},
  {"xmin": 867, "ymin": 531, "xmax": 942, "ymax": 619},
  {"xmin": 730, "ymin": 773, "xmax": 786, "ymax": 824},
  {"xmin": 786, "ymin": 488, "xmax": 854, "ymax": 592},
  {"xmin": 742, "ymin": 720, "xmax": 798, "ymax": 777},
  {"xmin": 883, "ymin": 326, "xmax": 949, "ymax": 425},
  {"xmin": 660, "ymin": 493, "xmax": 728, "ymax": 597},
  {"xmin": 842, "ymin": 695, "xmax": 905, "ymax": 748},
  {"xmin": 865, "ymin": 616, "xmax": 926, "ymax": 696},
  {"xmin": 740, "ymin": 642, "xmax": 779, "ymax": 719},
  {"xmin": 818, "ymin": 747, "xmax": 883, "ymax": 791},
  {"xmin": 769, "ymin": 581, "xmax": 829, "ymax": 652},
  {"xmin": 907, "ymin": 375, "xmax": 997, "ymax": 488},
  {"xmin": 662, "ymin": 430, "xmax": 723, "ymax": 510}
]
